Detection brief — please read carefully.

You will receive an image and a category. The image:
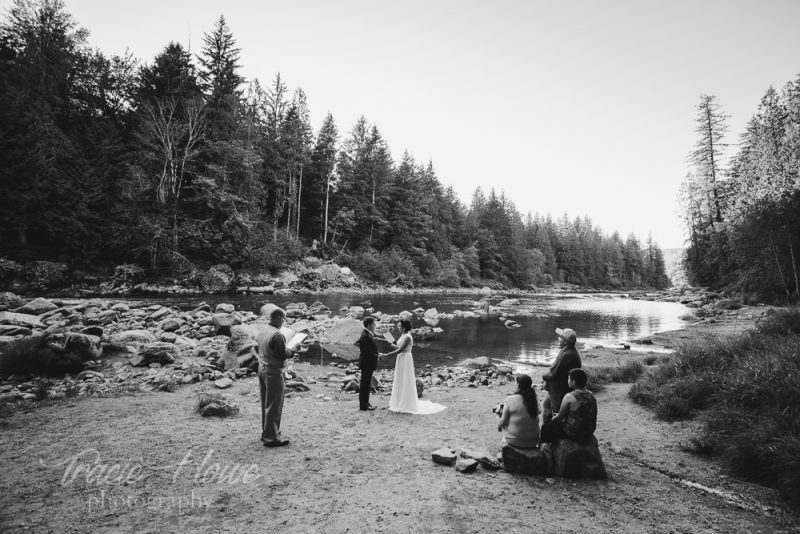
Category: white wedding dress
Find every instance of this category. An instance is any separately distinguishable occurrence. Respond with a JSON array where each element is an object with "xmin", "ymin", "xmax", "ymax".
[{"xmin": 389, "ymin": 333, "xmax": 446, "ymax": 415}]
